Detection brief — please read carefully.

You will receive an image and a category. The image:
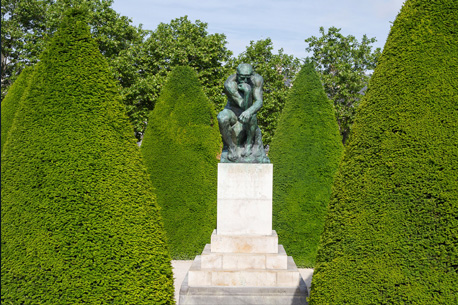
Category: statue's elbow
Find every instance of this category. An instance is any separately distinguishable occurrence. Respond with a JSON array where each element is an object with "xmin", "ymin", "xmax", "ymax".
[{"xmin": 252, "ymin": 100, "xmax": 262, "ymax": 113}]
